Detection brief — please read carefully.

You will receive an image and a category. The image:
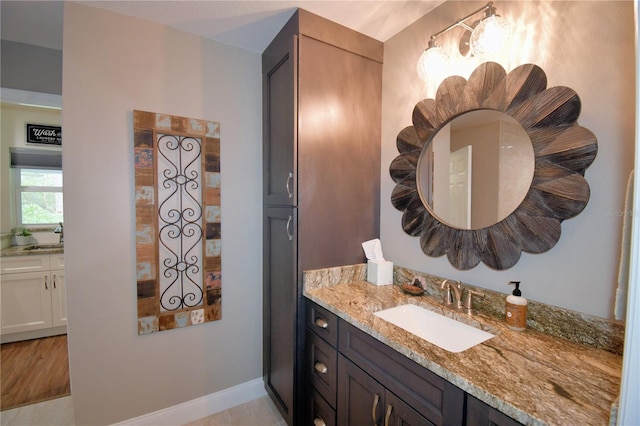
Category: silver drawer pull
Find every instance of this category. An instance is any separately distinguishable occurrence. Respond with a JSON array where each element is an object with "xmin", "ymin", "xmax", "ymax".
[
  {"xmin": 314, "ymin": 317, "xmax": 328, "ymax": 329},
  {"xmin": 384, "ymin": 404, "xmax": 393, "ymax": 426},
  {"xmin": 286, "ymin": 172, "xmax": 293, "ymax": 199},
  {"xmin": 286, "ymin": 215, "xmax": 293, "ymax": 241},
  {"xmin": 372, "ymin": 393, "xmax": 380, "ymax": 426},
  {"xmin": 314, "ymin": 362, "xmax": 328, "ymax": 374},
  {"xmin": 313, "ymin": 417, "xmax": 326, "ymax": 426}
]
